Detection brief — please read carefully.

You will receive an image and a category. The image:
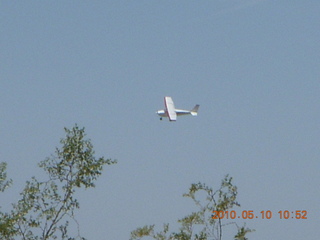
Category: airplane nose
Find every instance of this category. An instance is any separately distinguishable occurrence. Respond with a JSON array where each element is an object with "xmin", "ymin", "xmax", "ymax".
[{"xmin": 156, "ymin": 110, "xmax": 162, "ymax": 116}]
